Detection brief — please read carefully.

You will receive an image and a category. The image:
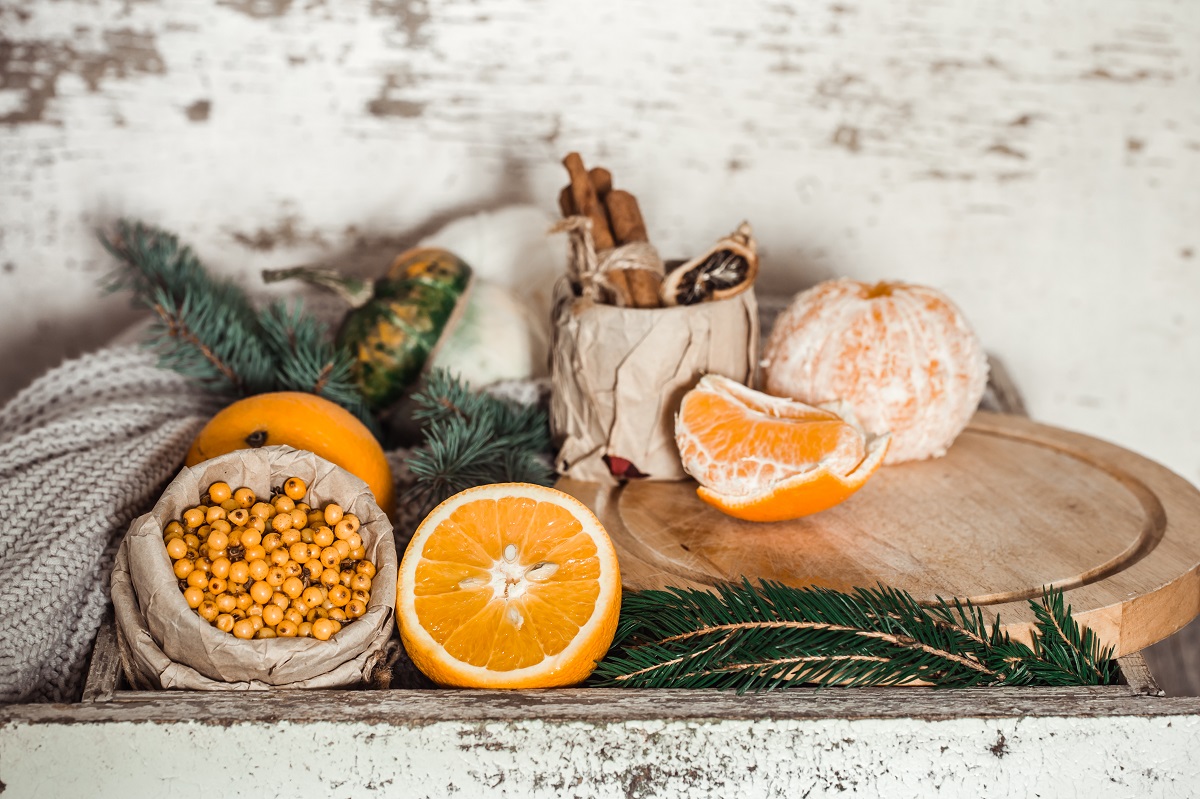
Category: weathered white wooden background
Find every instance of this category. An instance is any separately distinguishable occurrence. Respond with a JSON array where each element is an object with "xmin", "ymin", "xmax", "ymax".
[{"xmin": 2, "ymin": 0, "xmax": 1198, "ymax": 491}]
